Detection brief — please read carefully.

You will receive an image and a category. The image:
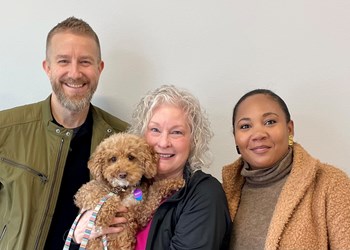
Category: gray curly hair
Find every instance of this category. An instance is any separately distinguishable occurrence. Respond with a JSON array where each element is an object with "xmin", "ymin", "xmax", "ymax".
[{"xmin": 128, "ymin": 85, "xmax": 213, "ymax": 171}]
